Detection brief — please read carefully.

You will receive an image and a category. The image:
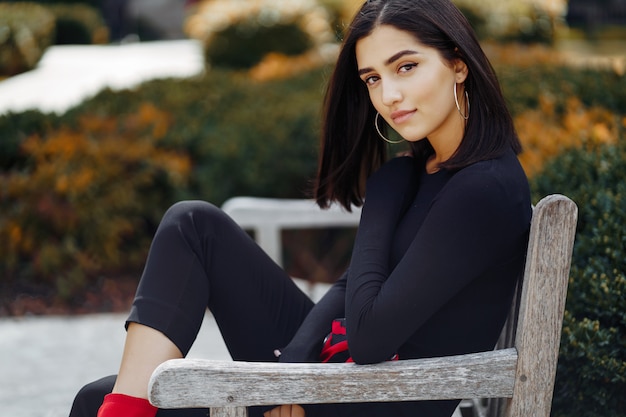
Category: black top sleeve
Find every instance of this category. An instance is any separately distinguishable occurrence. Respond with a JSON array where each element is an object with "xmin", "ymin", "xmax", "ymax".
[
  {"xmin": 278, "ymin": 157, "xmax": 419, "ymax": 363},
  {"xmin": 278, "ymin": 273, "xmax": 347, "ymax": 363},
  {"xmin": 346, "ymin": 152, "xmax": 531, "ymax": 364},
  {"xmin": 281, "ymin": 150, "xmax": 531, "ymax": 367}
]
